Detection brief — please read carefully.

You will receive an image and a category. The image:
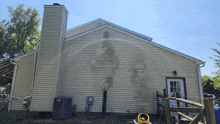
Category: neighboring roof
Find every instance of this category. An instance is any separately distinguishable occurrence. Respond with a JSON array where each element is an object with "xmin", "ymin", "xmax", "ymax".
[
  {"xmin": 0, "ymin": 50, "xmax": 37, "ymax": 79},
  {"xmin": 65, "ymin": 24, "xmax": 205, "ymax": 64},
  {"xmin": 67, "ymin": 18, "xmax": 152, "ymax": 41},
  {"xmin": 13, "ymin": 50, "xmax": 37, "ymax": 61}
]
